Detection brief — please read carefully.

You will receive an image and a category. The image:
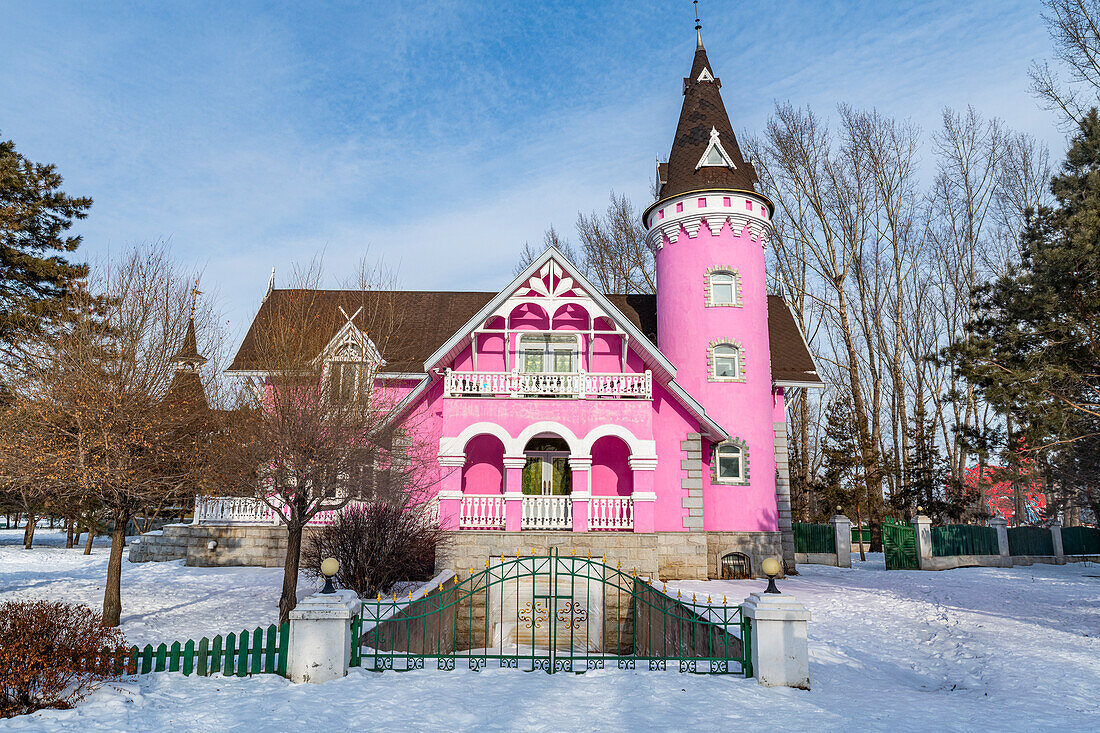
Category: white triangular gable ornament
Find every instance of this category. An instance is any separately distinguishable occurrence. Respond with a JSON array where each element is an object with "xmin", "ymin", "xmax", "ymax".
[
  {"xmin": 697, "ymin": 67, "xmax": 715, "ymax": 82},
  {"xmin": 695, "ymin": 126, "xmax": 737, "ymax": 171}
]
